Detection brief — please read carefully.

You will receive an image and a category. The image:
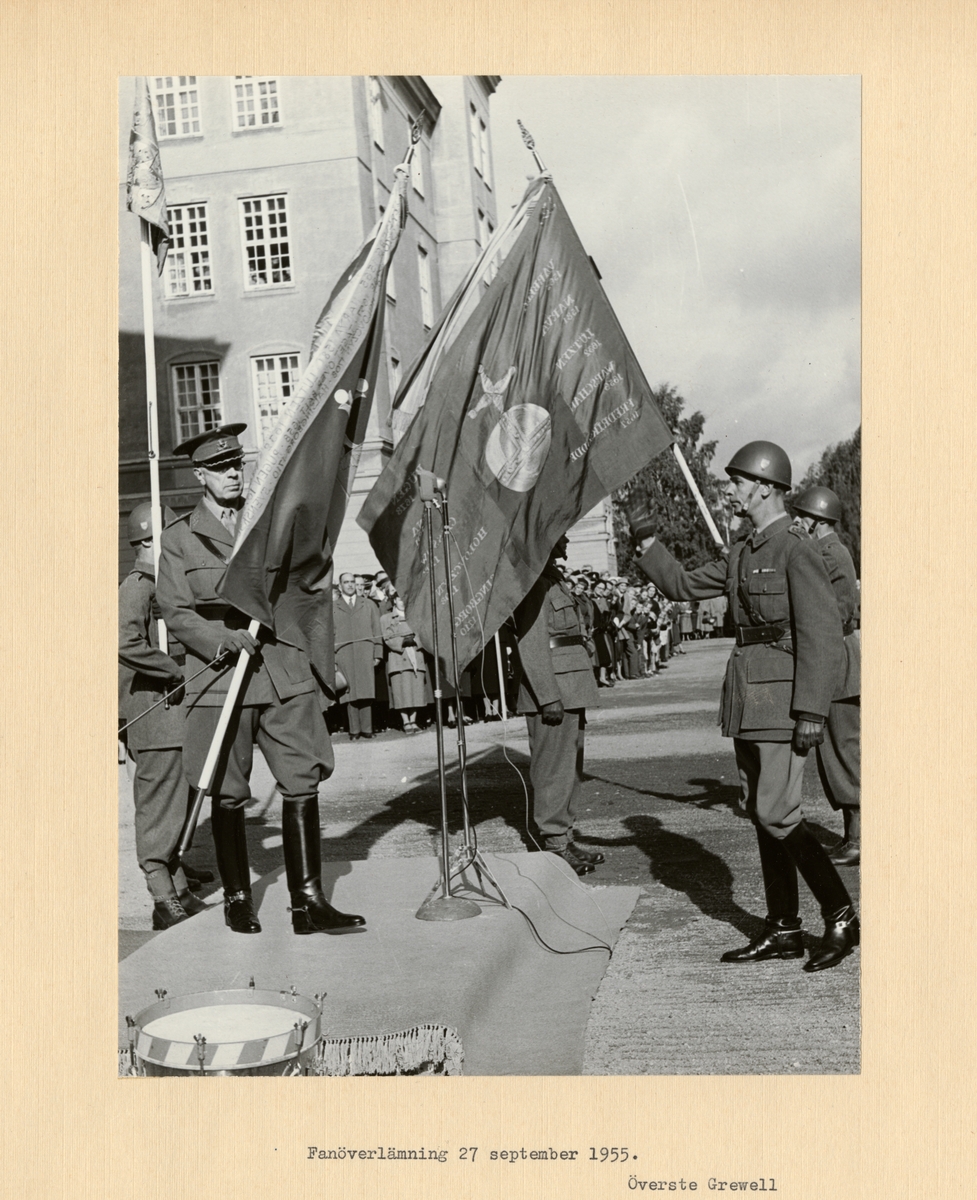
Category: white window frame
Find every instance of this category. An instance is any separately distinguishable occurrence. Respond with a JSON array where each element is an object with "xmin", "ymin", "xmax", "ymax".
[
  {"xmin": 239, "ymin": 194, "xmax": 292, "ymax": 290},
  {"xmin": 250, "ymin": 353, "xmax": 302, "ymax": 445},
  {"xmin": 172, "ymin": 361, "xmax": 222, "ymax": 444},
  {"xmin": 417, "ymin": 245, "xmax": 434, "ymax": 329},
  {"xmin": 368, "ymin": 77, "xmax": 385, "ymax": 151},
  {"xmin": 232, "ymin": 76, "xmax": 281, "ymax": 129},
  {"xmin": 152, "ymin": 76, "xmax": 201, "ymax": 138},
  {"xmin": 164, "ymin": 204, "xmax": 213, "ymax": 298}
]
